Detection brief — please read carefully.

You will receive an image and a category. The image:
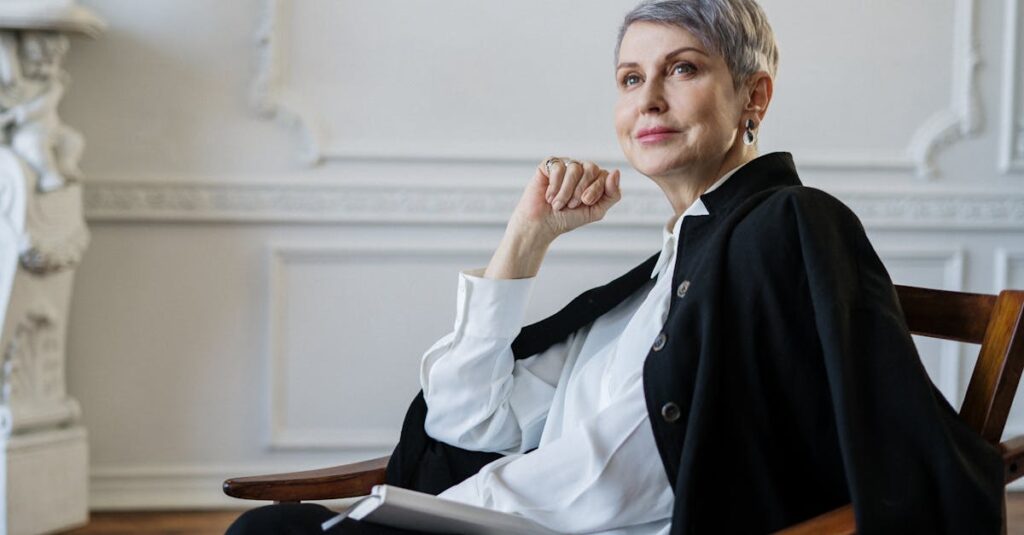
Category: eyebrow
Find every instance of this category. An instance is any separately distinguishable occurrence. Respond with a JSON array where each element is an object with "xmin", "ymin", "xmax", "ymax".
[{"xmin": 616, "ymin": 46, "xmax": 709, "ymax": 71}]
